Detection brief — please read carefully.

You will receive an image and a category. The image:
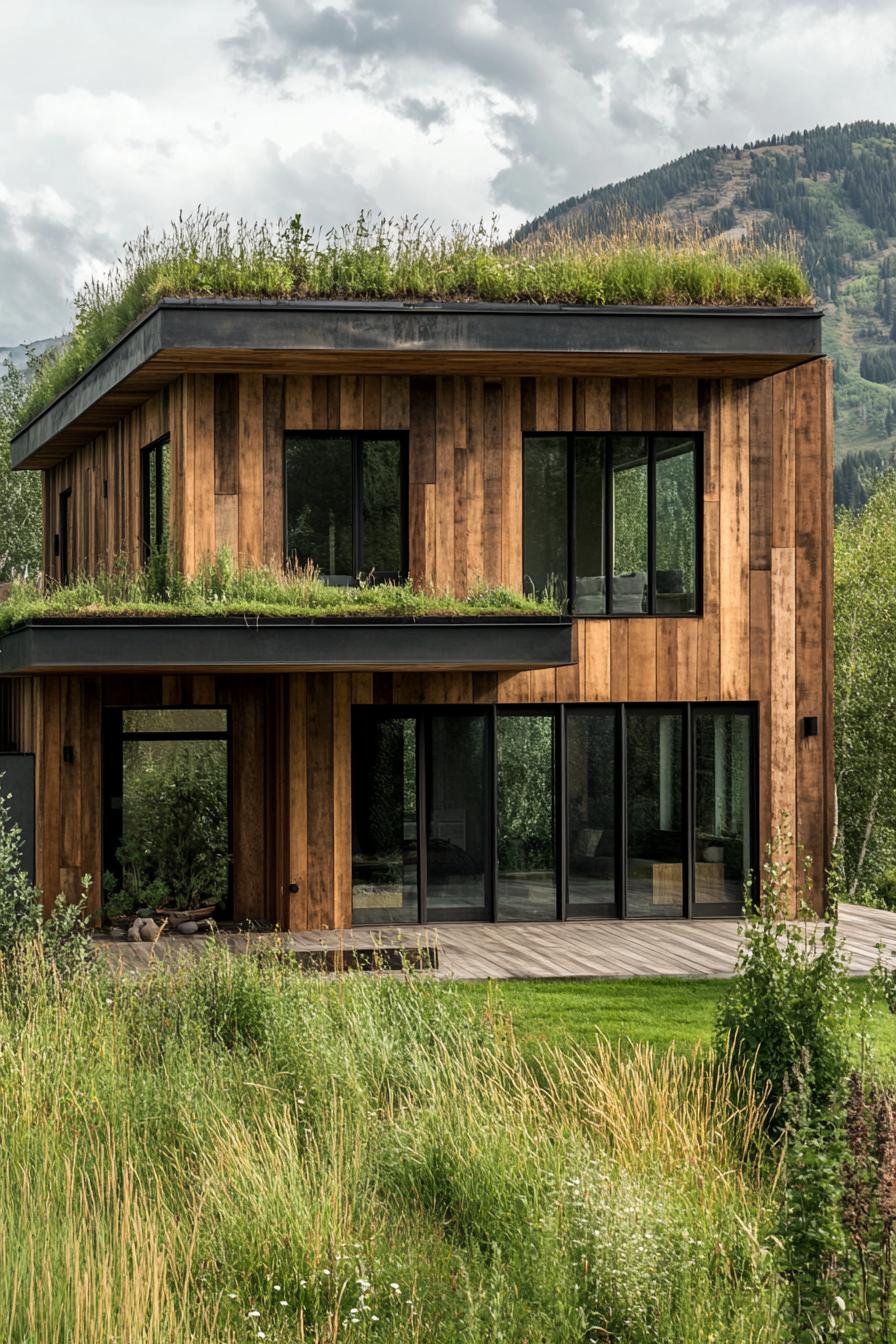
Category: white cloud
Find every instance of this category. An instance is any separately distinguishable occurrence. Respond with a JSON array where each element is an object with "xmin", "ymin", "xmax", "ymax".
[{"xmin": 0, "ymin": 0, "xmax": 894, "ymax": 342}]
